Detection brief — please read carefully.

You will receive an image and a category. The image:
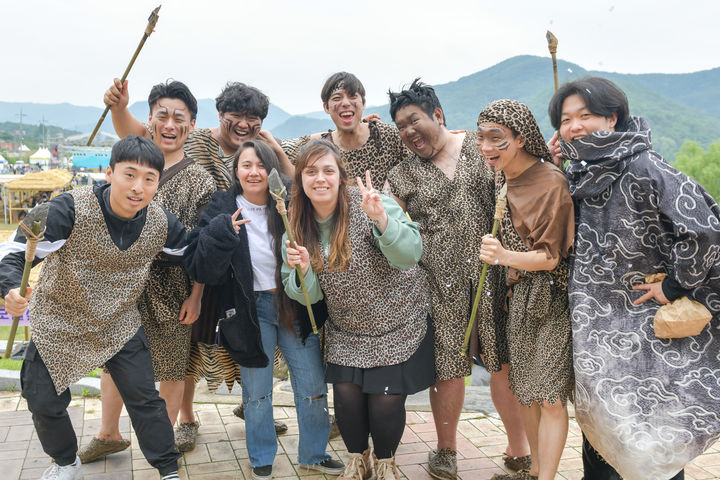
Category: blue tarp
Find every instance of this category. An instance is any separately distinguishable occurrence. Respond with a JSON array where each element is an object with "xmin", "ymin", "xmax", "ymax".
[{"xmin": 72, "ymin": 152, "xmax": 110, "ymax": 170}]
